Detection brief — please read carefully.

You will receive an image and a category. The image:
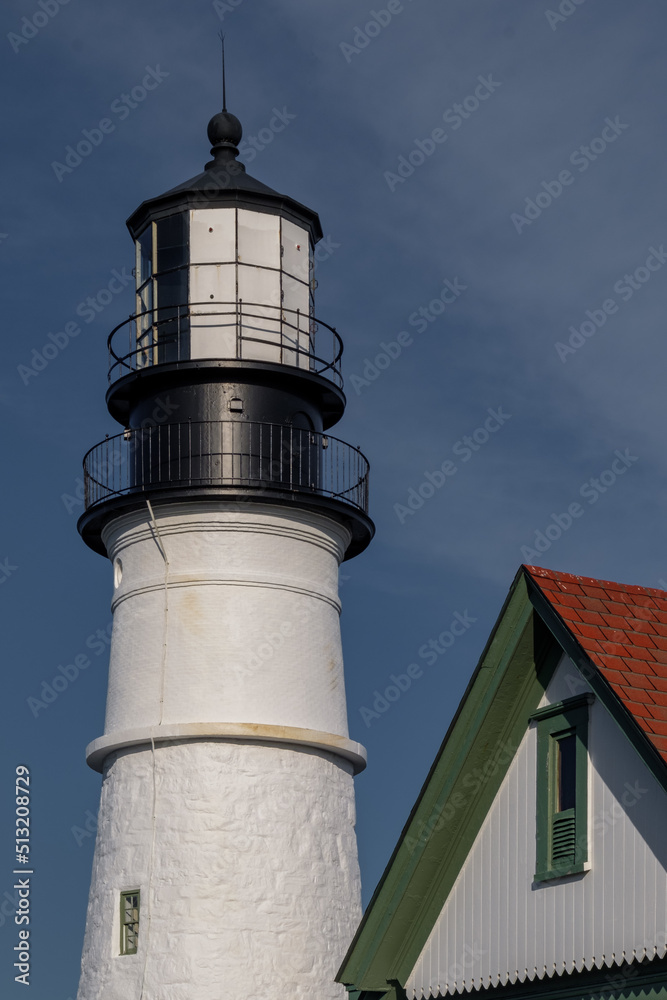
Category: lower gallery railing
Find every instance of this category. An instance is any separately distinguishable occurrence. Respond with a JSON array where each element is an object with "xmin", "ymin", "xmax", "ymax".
[{"xmin": 83, "ymin": 420, "xmax": 369, "ymax": 515}]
